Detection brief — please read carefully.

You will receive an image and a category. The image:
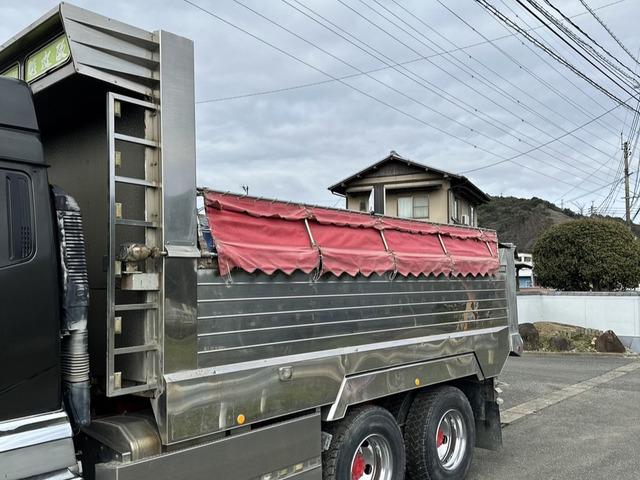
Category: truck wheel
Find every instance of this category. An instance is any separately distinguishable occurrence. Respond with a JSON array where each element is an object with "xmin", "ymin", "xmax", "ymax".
[
  {"xmin": 404, "ymin": 386, "xmax": 475, "ymax": 480},
  {"xmin": 323, "ymin": 405, "xmax": 405, "ymax": 480}
]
